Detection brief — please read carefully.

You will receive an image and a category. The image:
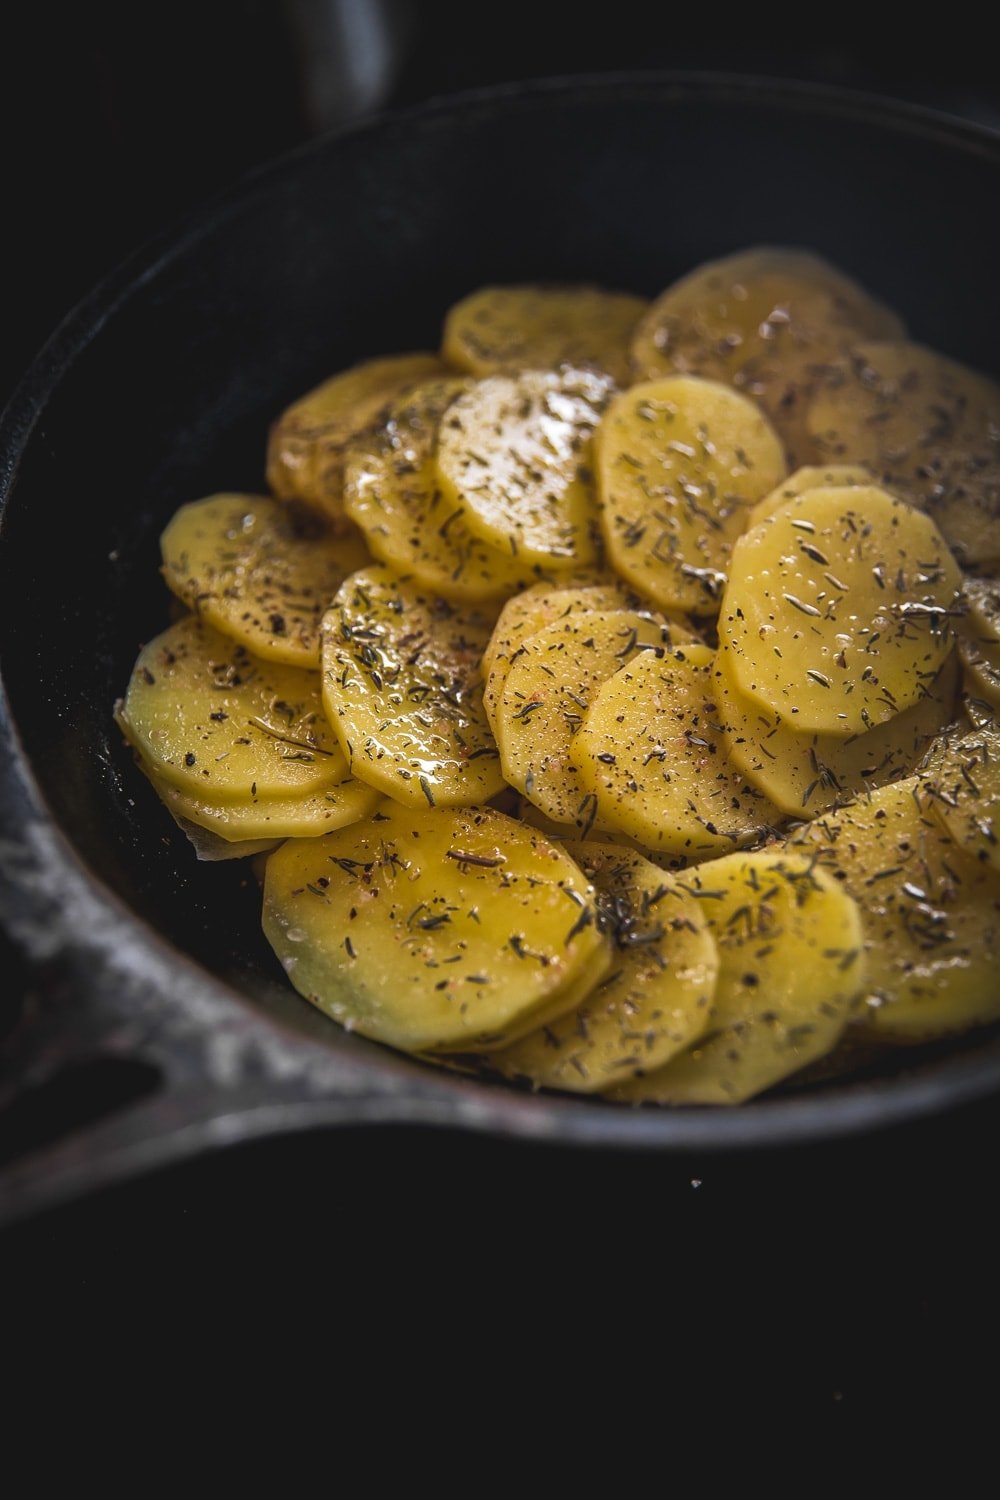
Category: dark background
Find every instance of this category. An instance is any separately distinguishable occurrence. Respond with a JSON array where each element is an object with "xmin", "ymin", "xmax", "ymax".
[{"xmin": 3, "ymin": 1, "xmax": 999, "ymax": 1413}]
